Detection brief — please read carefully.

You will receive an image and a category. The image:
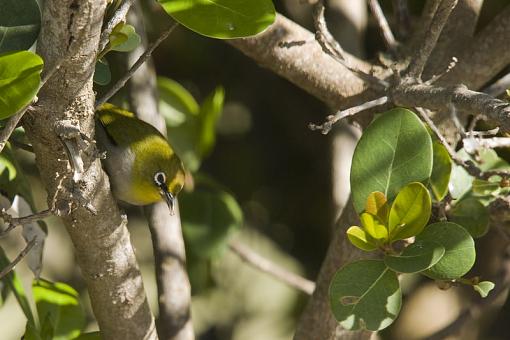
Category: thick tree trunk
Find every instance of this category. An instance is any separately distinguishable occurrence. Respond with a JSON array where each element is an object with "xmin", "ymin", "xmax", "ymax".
[{"xmin": 23, "ymin": 1, "xmax": 157, "ymax": 339}]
